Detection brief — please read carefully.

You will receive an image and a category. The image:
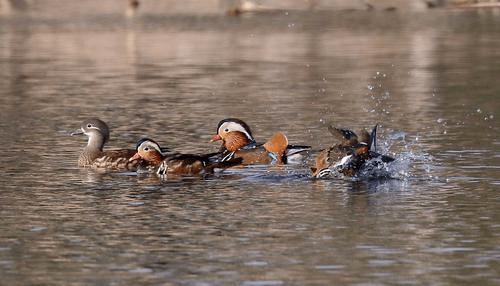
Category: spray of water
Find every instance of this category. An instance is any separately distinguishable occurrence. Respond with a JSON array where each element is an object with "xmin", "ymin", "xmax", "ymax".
[{"xmin": 316, "ymin": 132, "xmax": 433, "ymax": 181}]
